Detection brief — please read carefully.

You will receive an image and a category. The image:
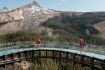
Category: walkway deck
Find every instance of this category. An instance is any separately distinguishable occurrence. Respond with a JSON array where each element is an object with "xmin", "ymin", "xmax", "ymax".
[{"xmin": 0, "ymin": 47, "xmax": 105, "ymax": 60}]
